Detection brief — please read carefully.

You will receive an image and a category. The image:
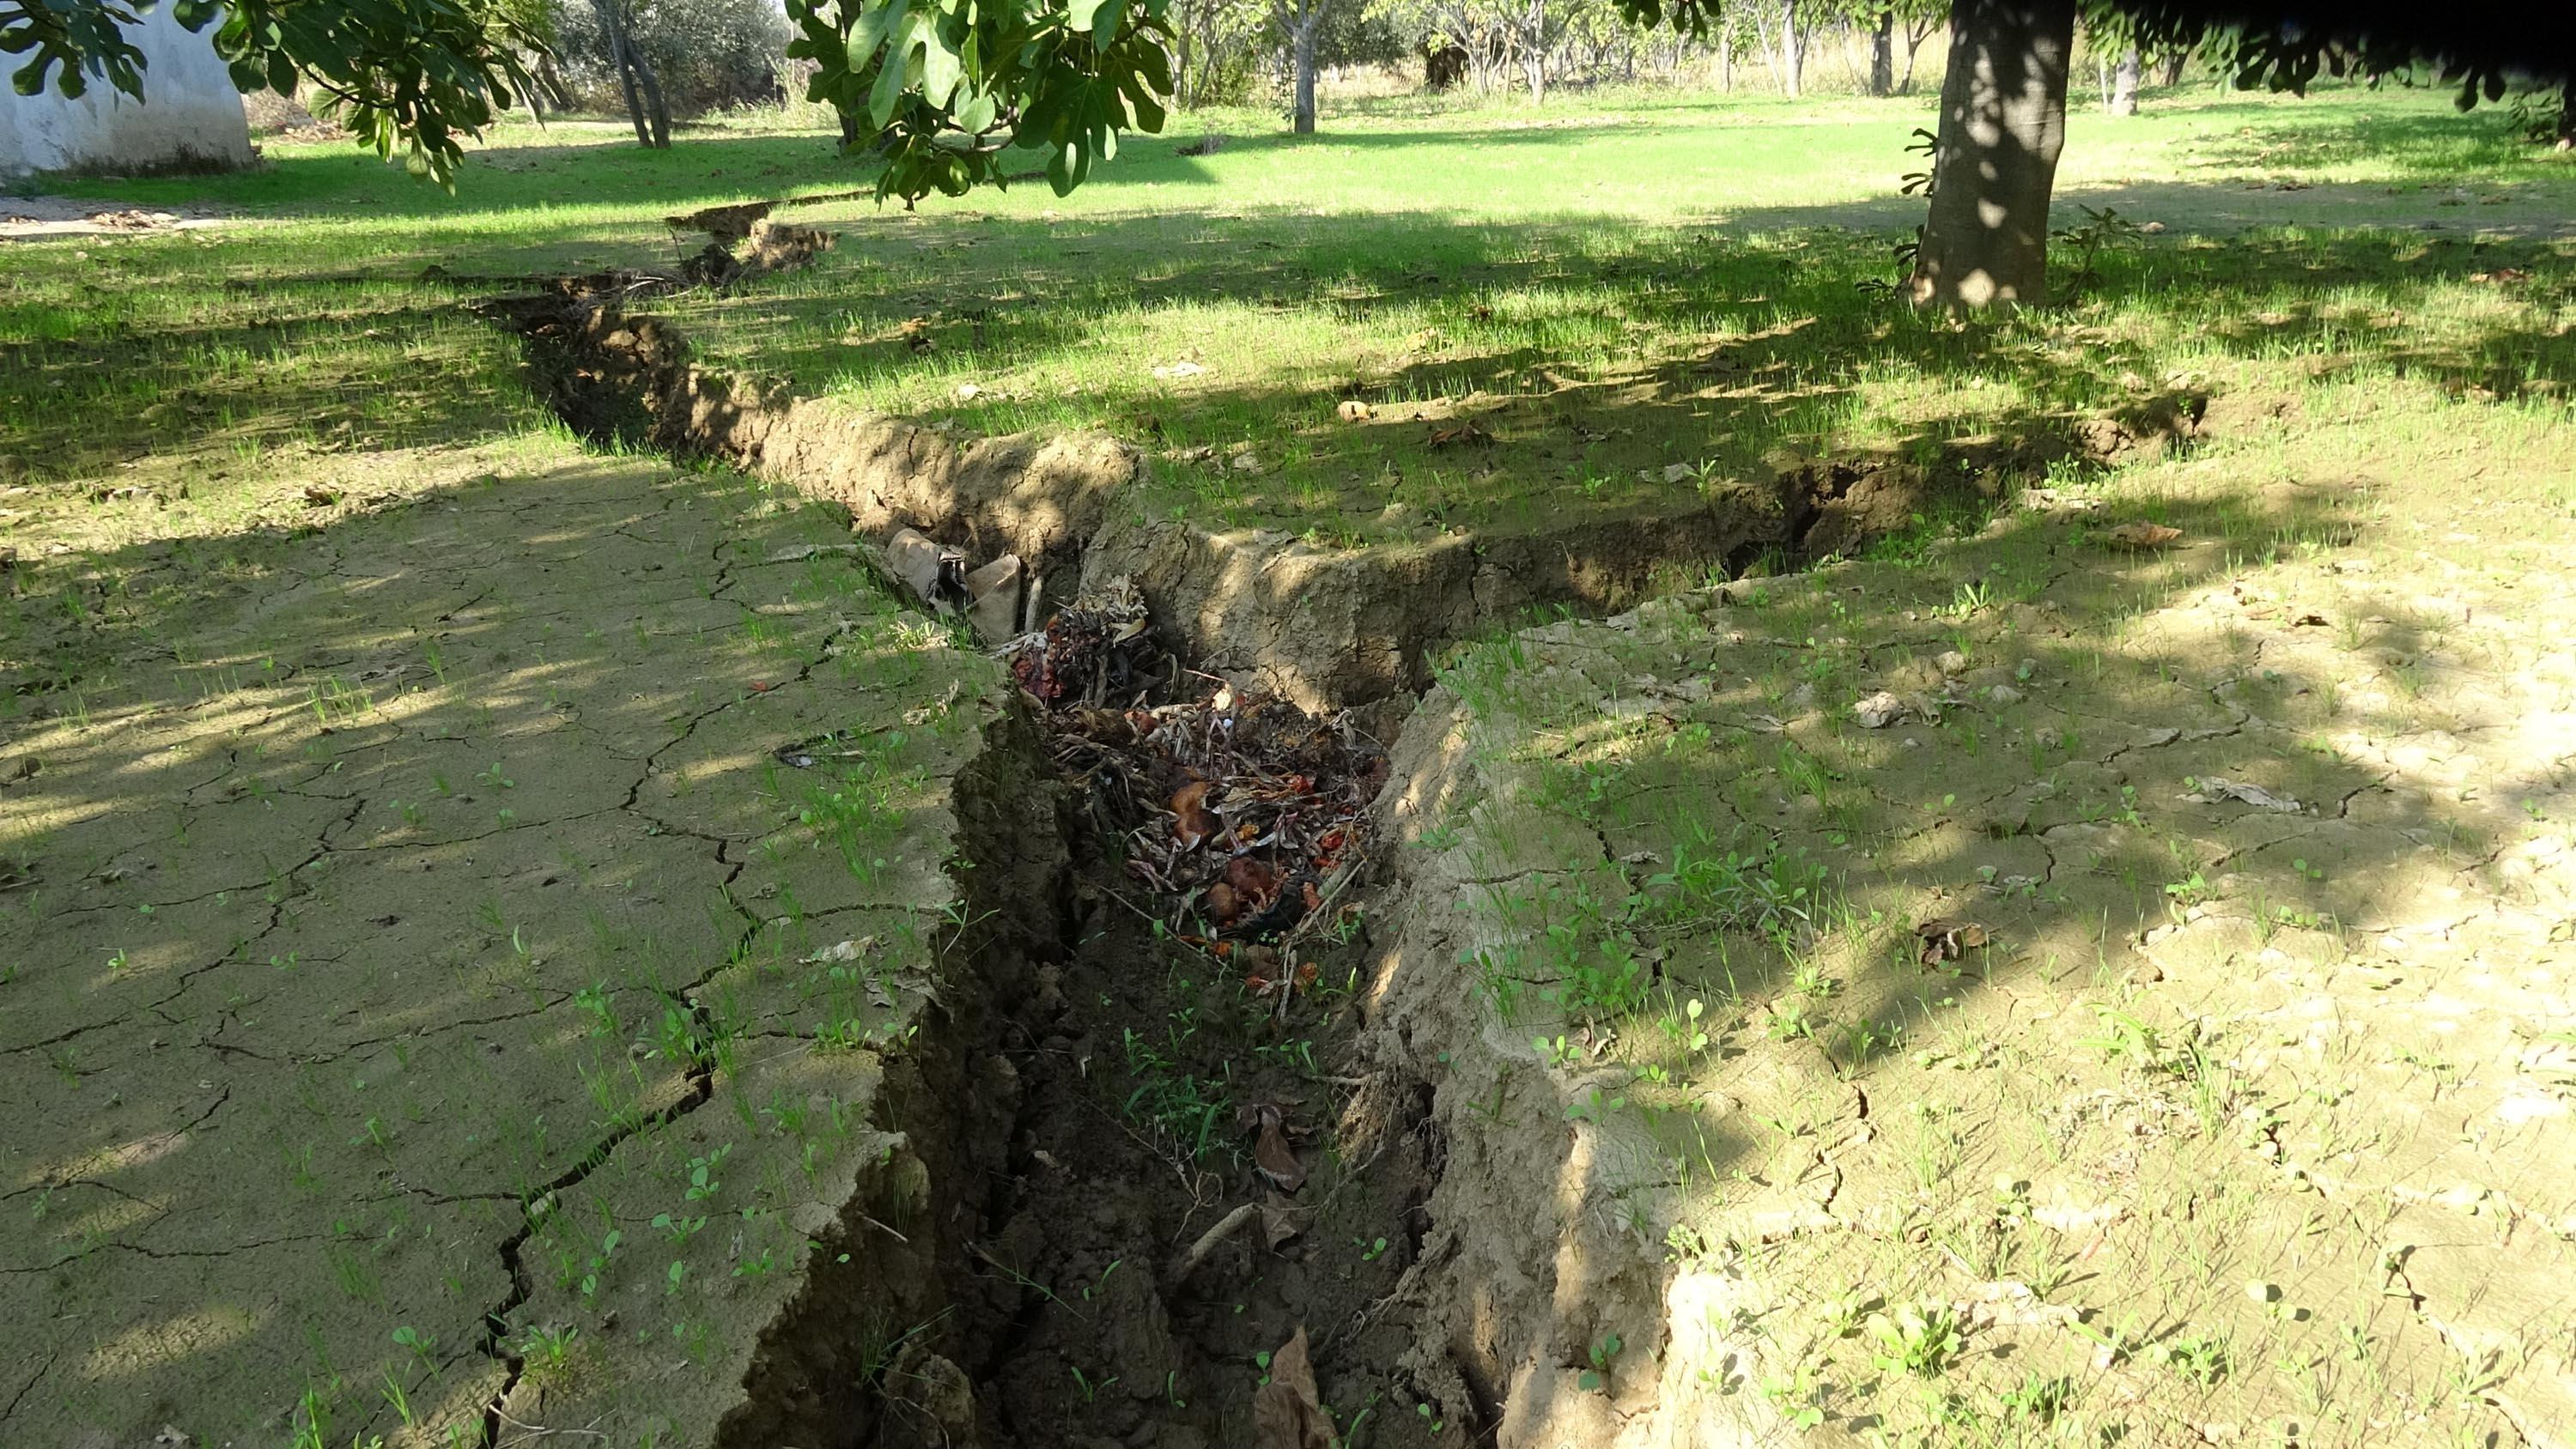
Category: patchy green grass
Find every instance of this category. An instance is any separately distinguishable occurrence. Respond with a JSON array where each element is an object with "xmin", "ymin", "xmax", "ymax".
[
  {"xmin": 7, "ymin": 82, "xmax": 2568, "ymax": 549},
  {"xmin": 1381, "ymin": 357, "xmax": 2576, "ymax": 1442},
  {"xmin": 632, "ymin": 84, "xmax": 2573, "ymax": 543}
]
